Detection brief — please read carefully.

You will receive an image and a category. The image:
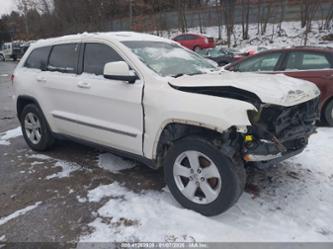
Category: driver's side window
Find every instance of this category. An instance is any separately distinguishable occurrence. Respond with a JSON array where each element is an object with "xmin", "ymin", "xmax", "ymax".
[
  {"xmin": 238, "ymin": 52, "xmax": 282, "ymax": 72},
  {"xmin": 83, "ymin": 43, "xmax": 124, "ymax": 75}
]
